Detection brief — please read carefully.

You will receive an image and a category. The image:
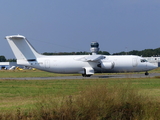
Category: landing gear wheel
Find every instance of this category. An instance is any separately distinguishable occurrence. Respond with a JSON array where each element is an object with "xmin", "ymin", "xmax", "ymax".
[
  {"xmin": 86, "ymin": 75, "xmax": 91, "ymax": 77},
  {"xmin": 82, "ymin": 74, "xmax": 91, "ymax": 77},
  {"xmin": 82, "ymin": 74, "xmax": 85, "ymax": 77},
  {"xmin": 145, "ymin": 71, "xmax": 149, "ymax": 76}
]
